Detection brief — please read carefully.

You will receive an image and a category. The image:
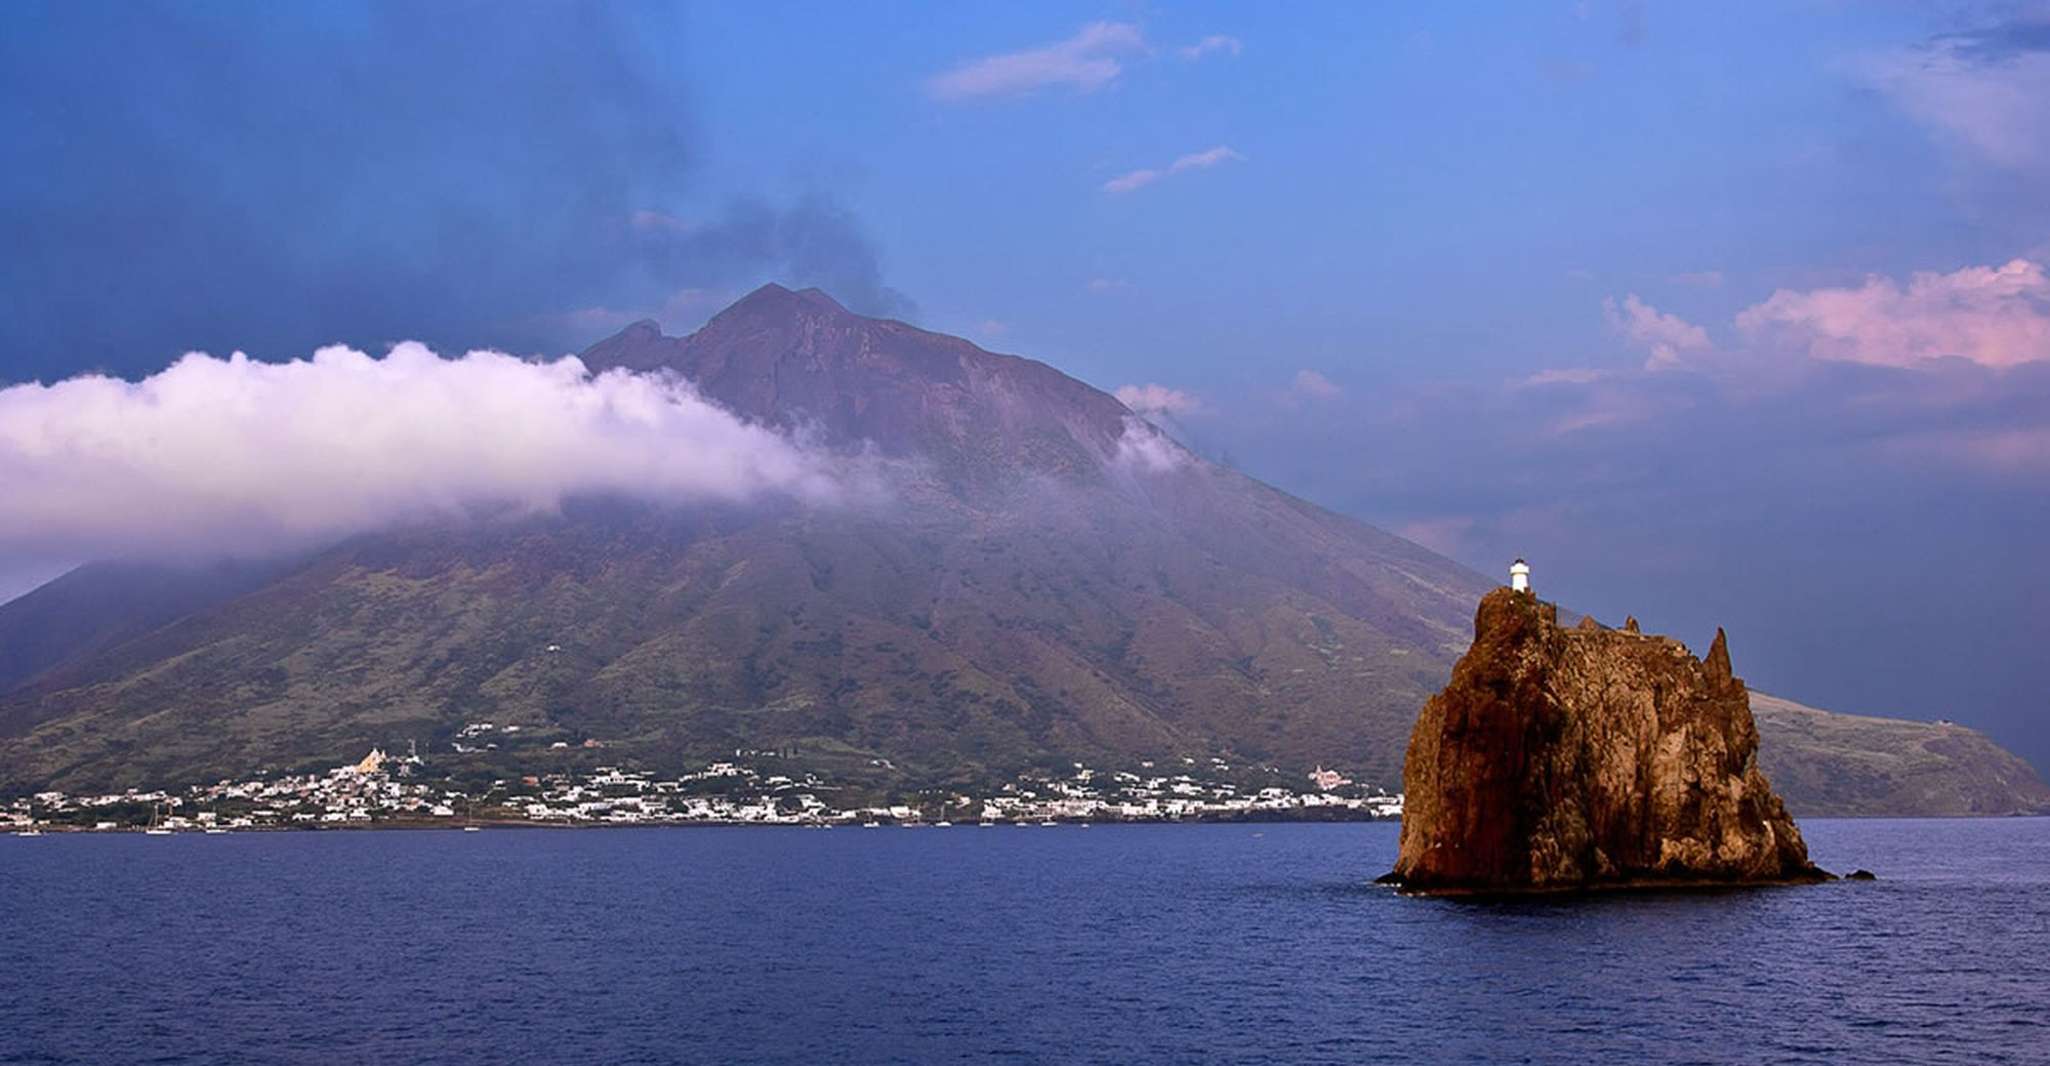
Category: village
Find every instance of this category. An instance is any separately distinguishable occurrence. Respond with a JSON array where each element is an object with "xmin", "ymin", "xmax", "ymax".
[{"xmin": 4, "ymin": 740, "xmax": 1403, "ymax": 833}]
